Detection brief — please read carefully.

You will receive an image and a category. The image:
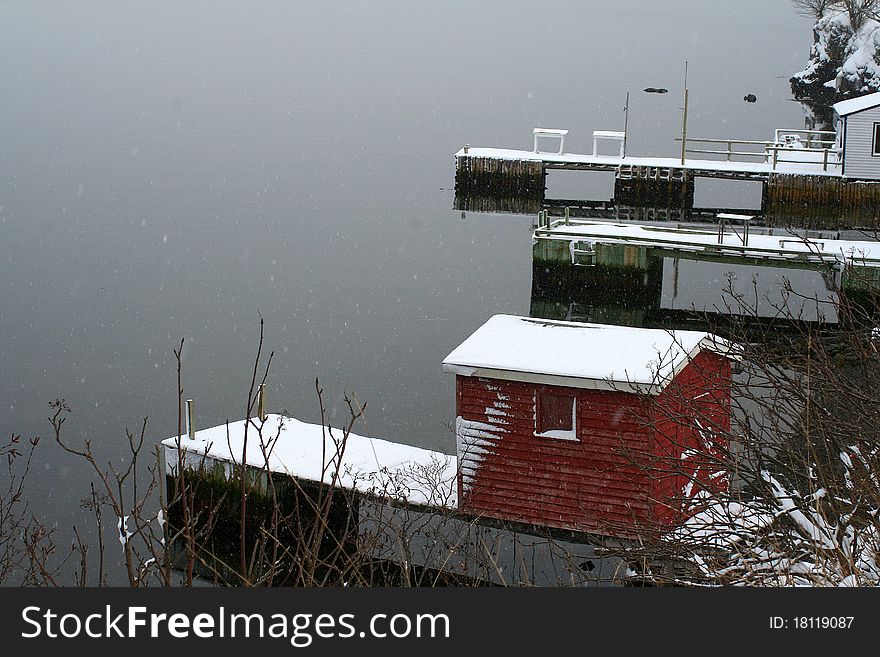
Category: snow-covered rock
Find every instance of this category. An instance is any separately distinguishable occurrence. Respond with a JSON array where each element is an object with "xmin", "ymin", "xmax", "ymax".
[{"xmin": 791, "ymin": 9, "xmax": 880, "ymax": 127}]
